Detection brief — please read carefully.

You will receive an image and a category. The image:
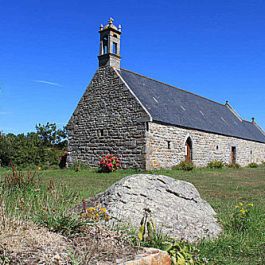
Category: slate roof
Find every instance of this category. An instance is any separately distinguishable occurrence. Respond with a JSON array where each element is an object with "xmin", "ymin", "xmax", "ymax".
[{"xmin": 118, "ymin": 69, "xmax": 265, "ymax": 143}]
